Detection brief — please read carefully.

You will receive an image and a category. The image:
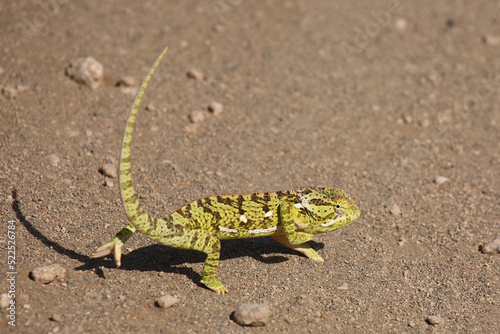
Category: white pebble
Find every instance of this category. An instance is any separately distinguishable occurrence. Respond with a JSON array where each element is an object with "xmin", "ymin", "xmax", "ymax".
[
  {"xmin": 30, "ymin": 264, "xmax": 68, "ymax": 284},
  {"xmin": 0, "ymin": 294, "xmax": 10, "ymax": 309},
  {"xmin": 189, "ymin": 110, "xmax": 205, "ymax": 123},
  {"xmin": 116, "ymin": 76, "xmax": 136, "ymax": 87},
  {"xmin": 395, "ymin": 18, "xmax": 408, "ymax": 31},
  {"xmin": 208, "ymin": 102, "xmax": 224, "ymax": 116},
  {"xmin": 434, "ymin": 176, "xmax": 450, "ymax": 185},
  {"xmin": 186, "ymin": 68, "xmax": 204, "ymax": 80},
  {"xmin": 2, "ymin": 85, "xmax": 17, "ymax": 99},
  {"xmin": 47, "ymin": 154, "xmax": 60, "ymax": 165},
  {"xmin": 120, "ymin": 86, "xmax": 139, "ymax": 97},
  {"xmin": 427, "ymin": 315, "xmax": 443, "ymax": 326},
  {"xmin": 50, "ymin": 314, "xmax": 62, "ymax": 322},
  {"xmin": 156, "ymin": 294, "xmax": 179, "ymax": 309},
  {"xmin": 65, "ymin": 57, "xmax": 104, "ymax": 89},
  {"xmin": 388, "ymin": 203, "xmax": 402, "ymax": 216},
  {"xmin": 480, "ymin": 236, "xmax": 500, "ymax": 254},
  {"xmin": 483, "ymin": 35, "xmax": 500, "ymax": 46},
  {"xmin": 233, "ymin": 303, "xmax": 271, "ymax": 327},
  {"xmin": 102, "ymin": 163, "xmax": 118, "ymax": 178}
]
